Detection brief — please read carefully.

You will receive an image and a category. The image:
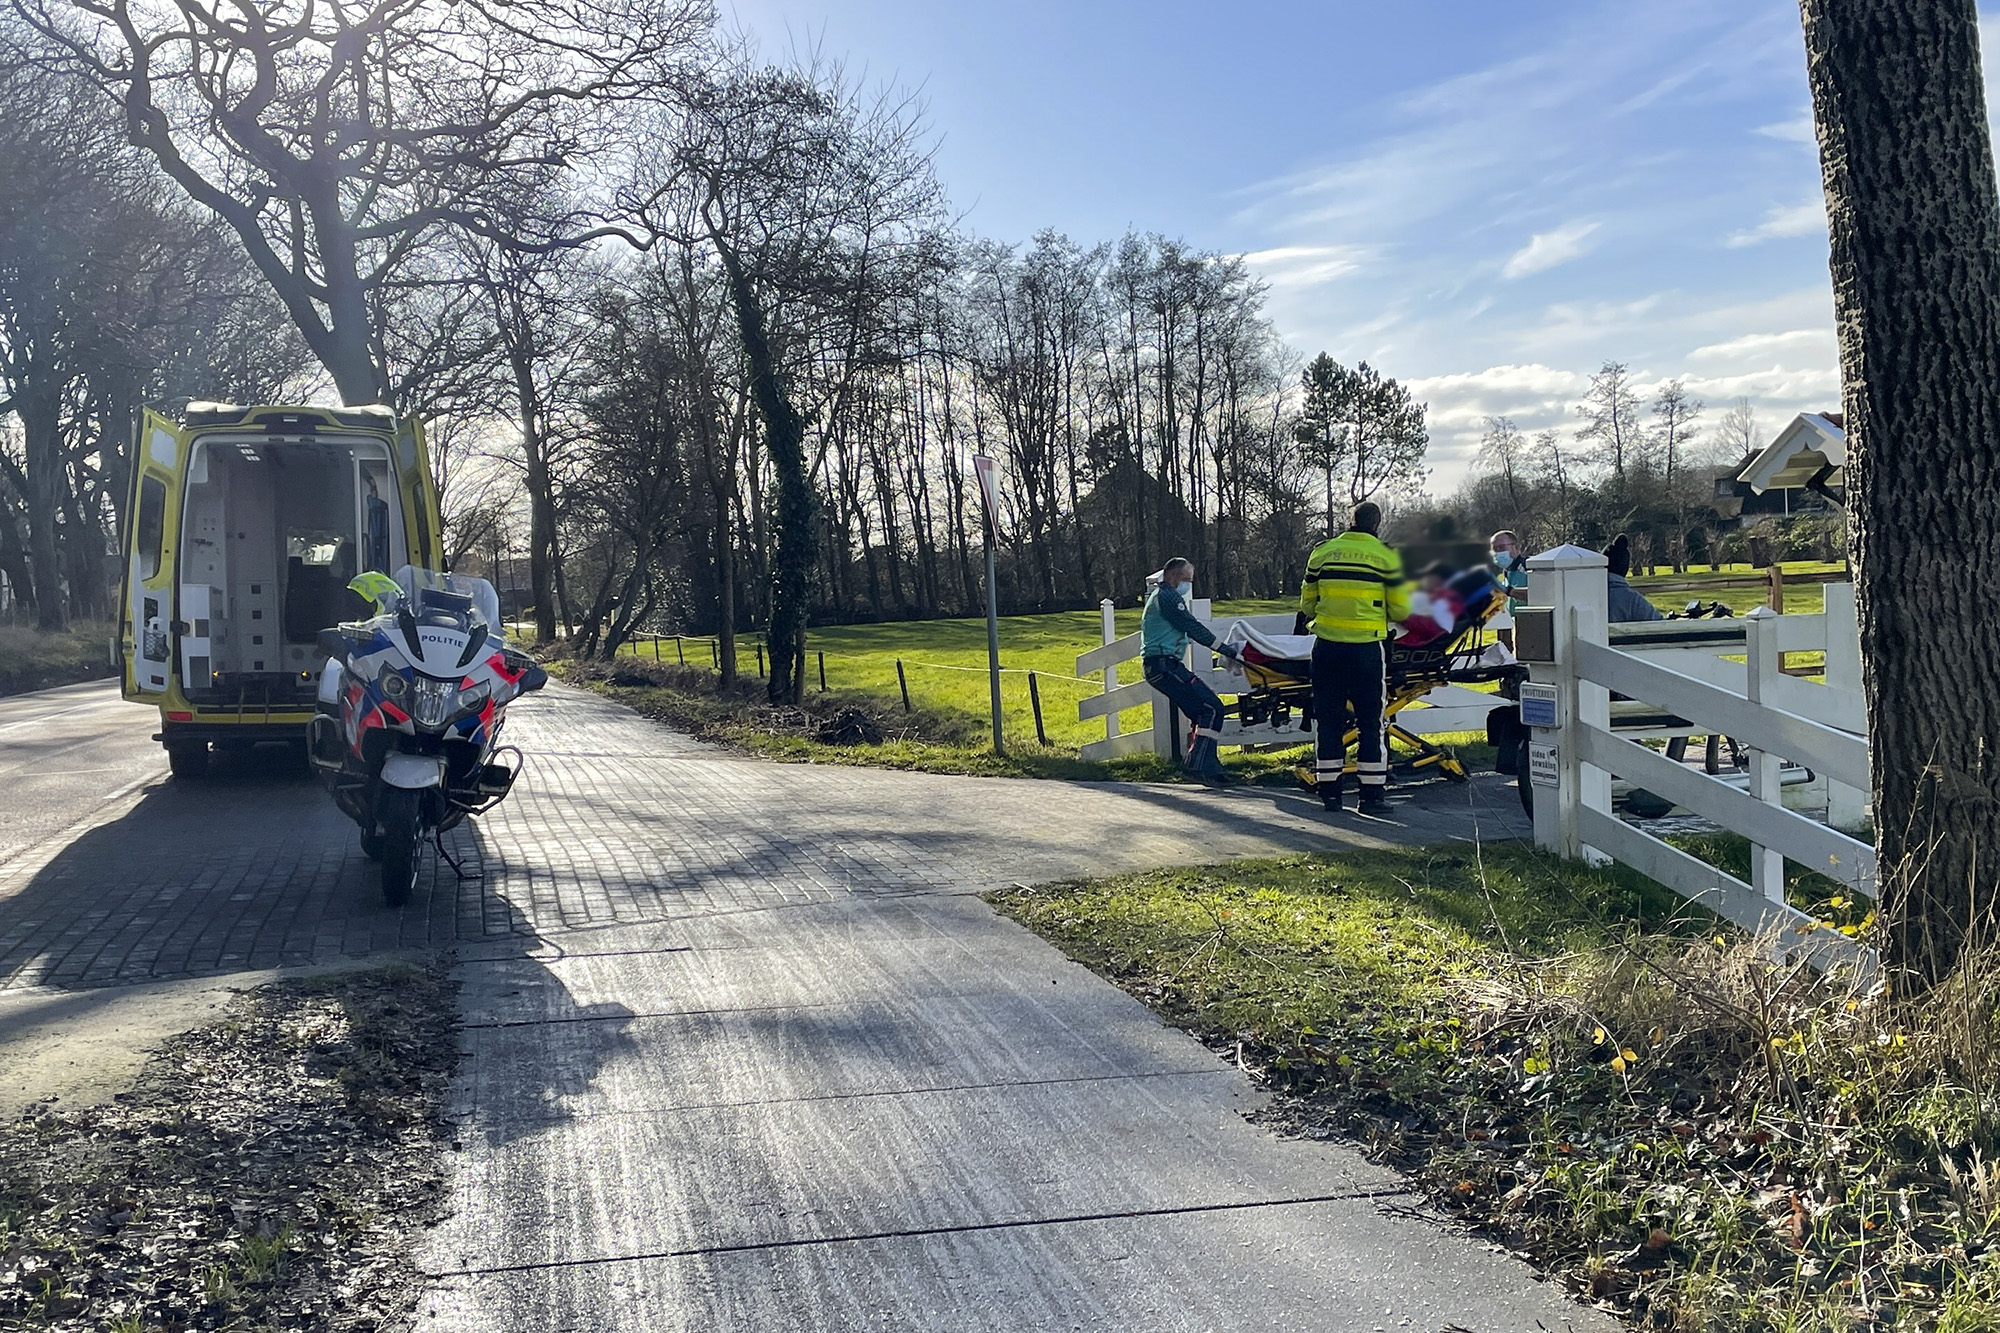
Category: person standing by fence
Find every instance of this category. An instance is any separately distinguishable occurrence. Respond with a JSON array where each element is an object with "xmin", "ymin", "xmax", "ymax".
[
  {"xmin": 1141, "ymin": 558, "xmax": 1242, "ymax": 787},
  {"xmin": 1297, "ymin": 502, "xmax": 1409, "ymax": 815}
]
